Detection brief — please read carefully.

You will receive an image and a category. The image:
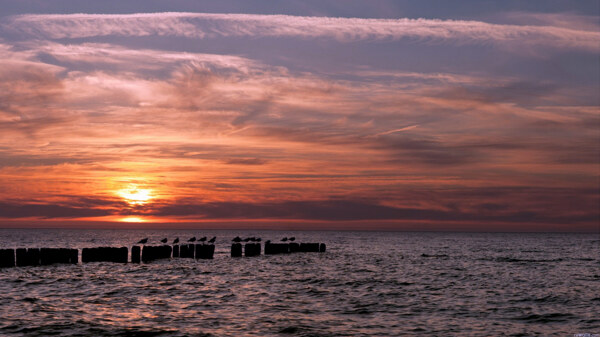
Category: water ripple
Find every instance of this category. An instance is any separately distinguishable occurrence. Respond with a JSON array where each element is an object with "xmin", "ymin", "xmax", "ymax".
[{"xmin": 0, "ymin": 230, "xmax": 598, "ymax": 336}]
